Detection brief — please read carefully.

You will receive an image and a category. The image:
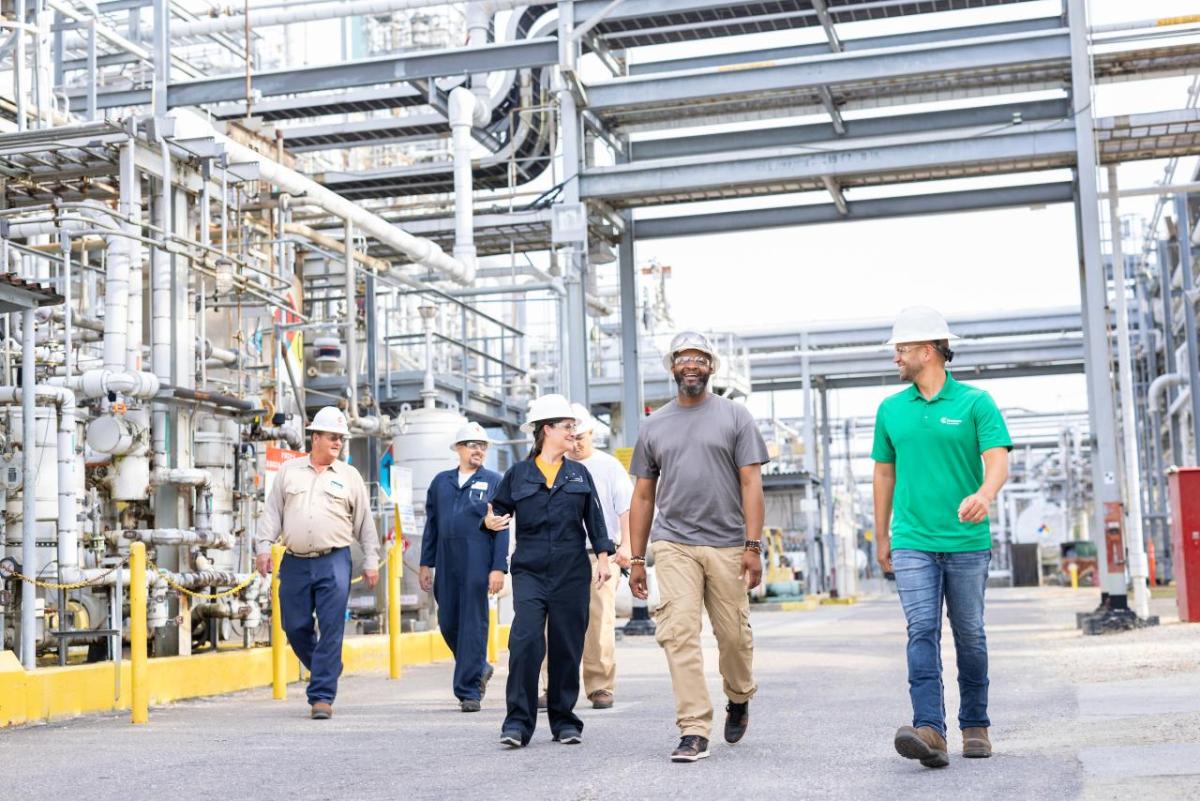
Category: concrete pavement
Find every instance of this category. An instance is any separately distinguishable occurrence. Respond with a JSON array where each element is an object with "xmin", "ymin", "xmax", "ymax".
[{"xmin": 1, "ymin": 587, "xmax": 1196, "ymax": 801}]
